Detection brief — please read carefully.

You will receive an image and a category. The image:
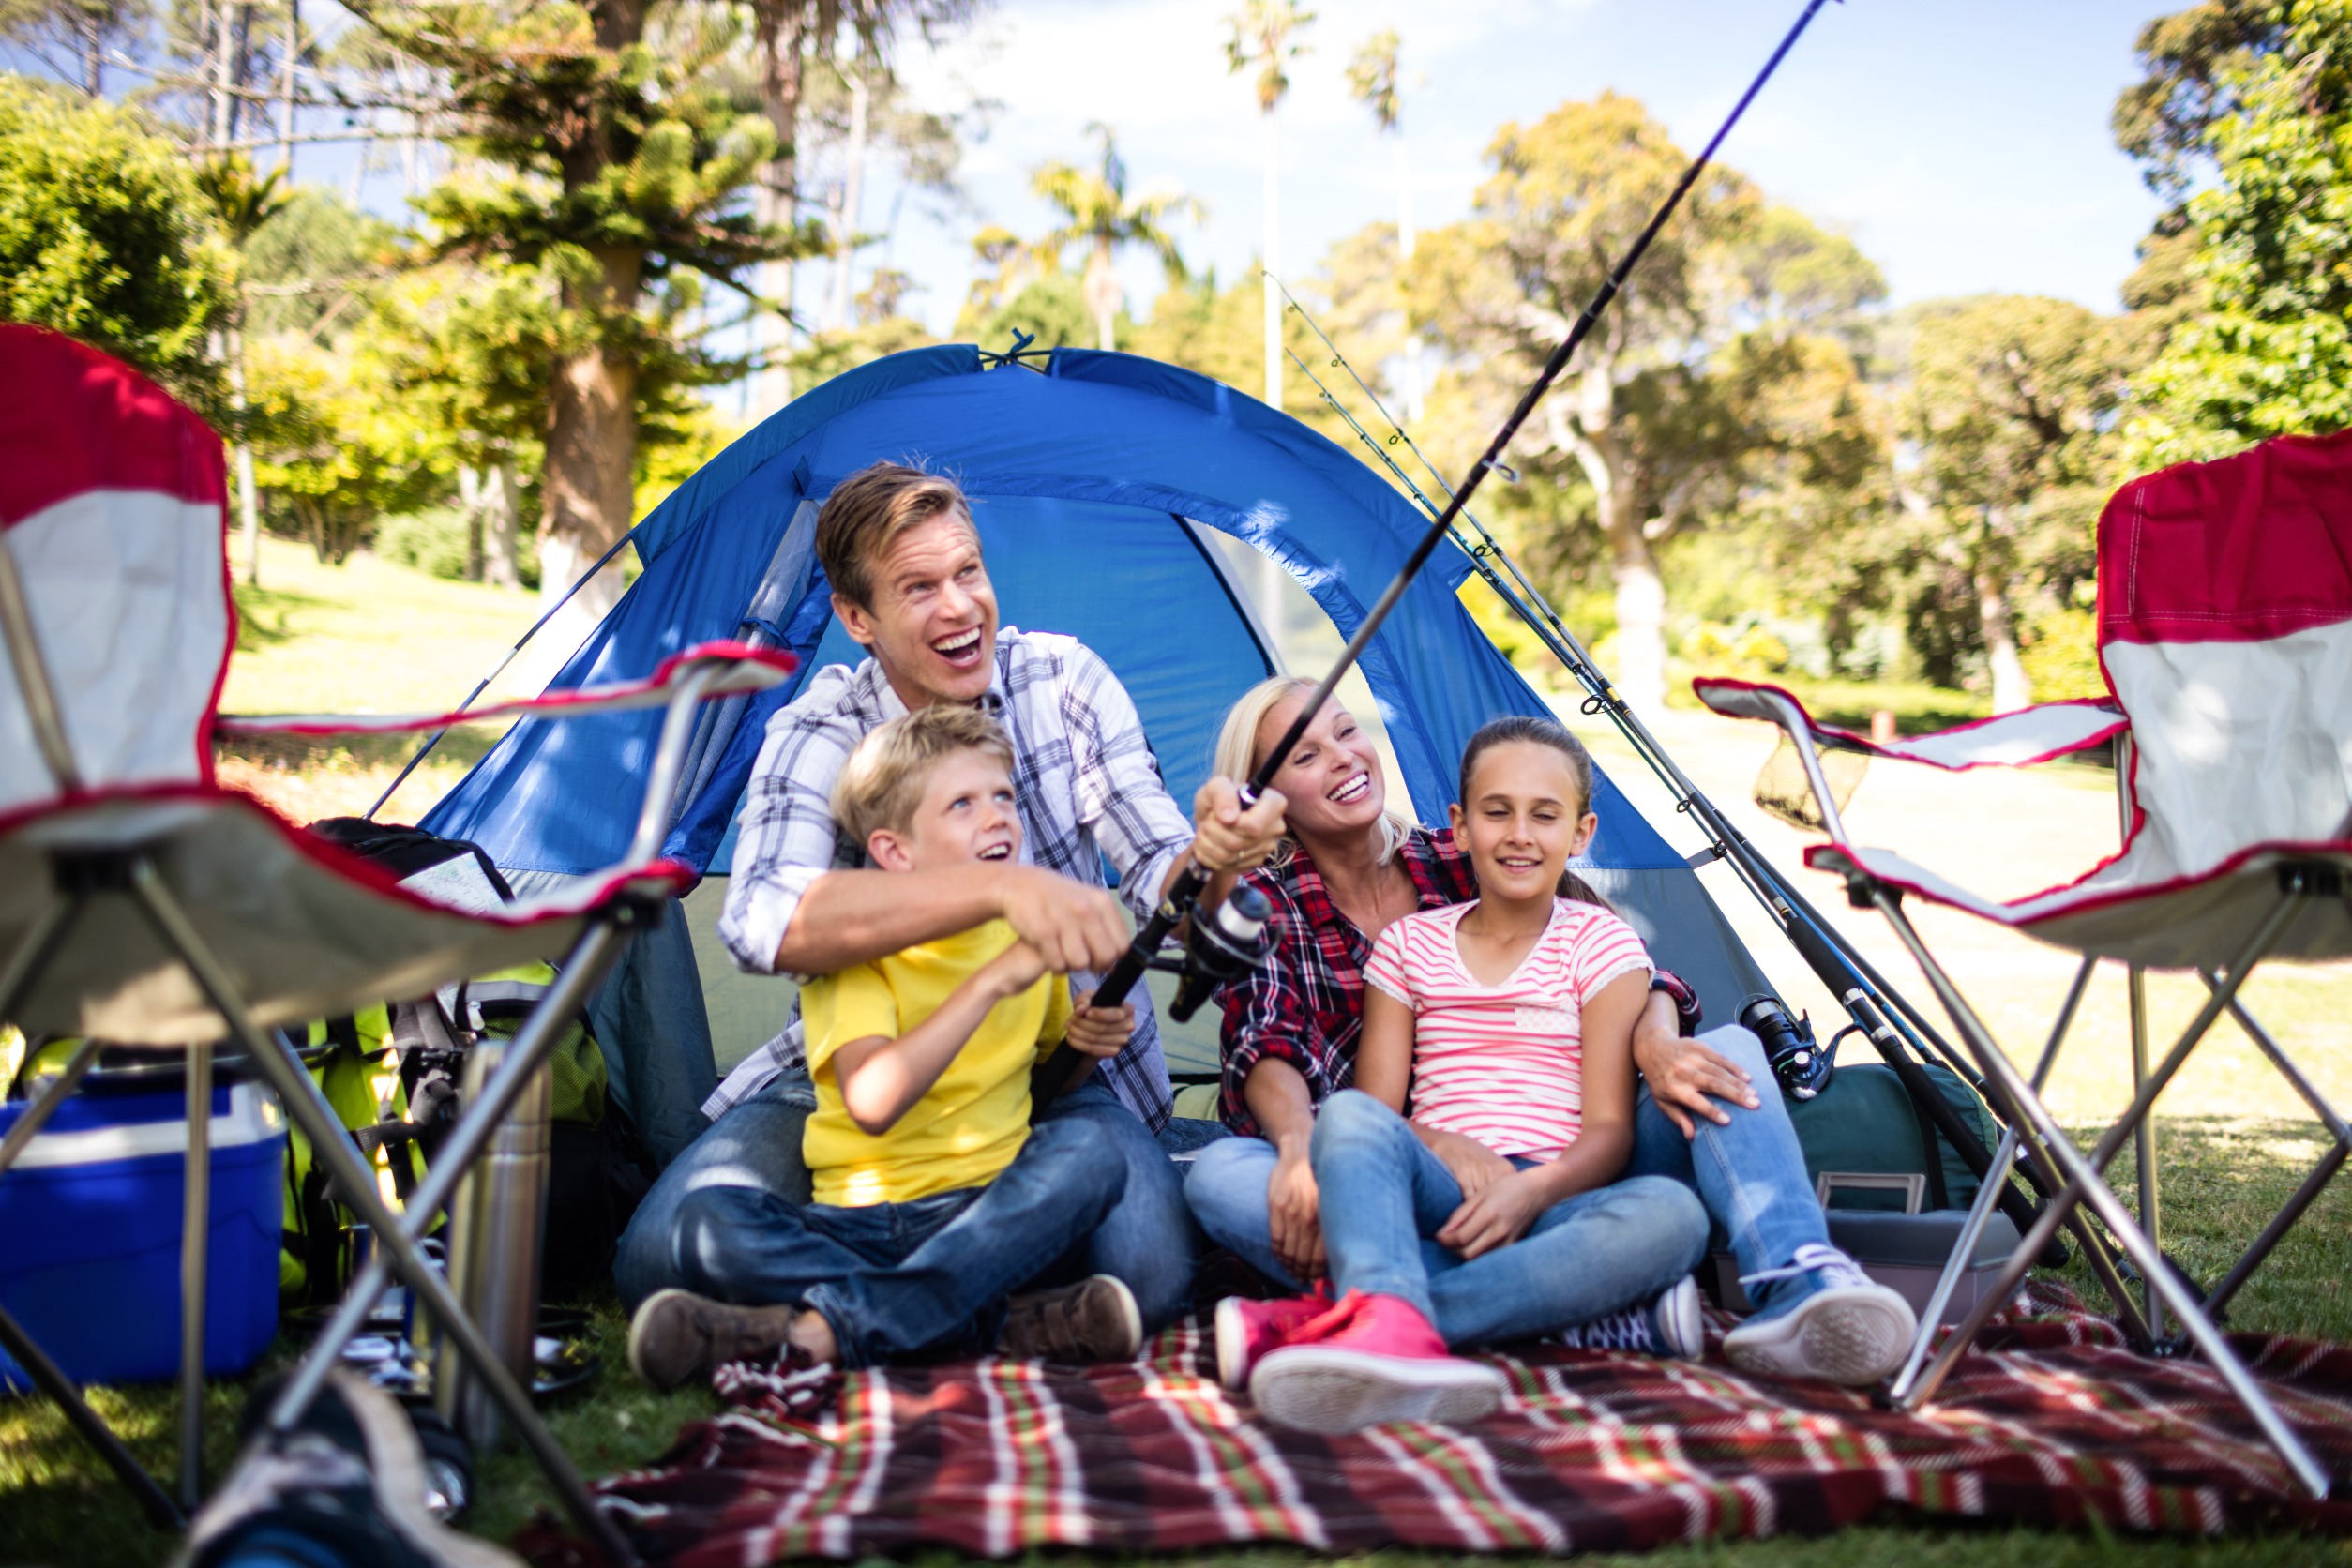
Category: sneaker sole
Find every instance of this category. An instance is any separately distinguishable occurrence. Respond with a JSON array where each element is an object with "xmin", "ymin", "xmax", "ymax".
[
  {"xmin": 1656, "ymin": 1275, "xmax": 1705, "ymax": 1361},
  {"xmin": 626, "ymin": 1288, "xmax": 701, "ymax": 1392},
  {"xmin": 1249, "ymin": 1345, "xmax": 1506, "ymax": 1433},
  {"xmin": 1095, "ymin": 1274, "xmax": 1146, "ymax": 1361},
  {"xmin": 1723, "ymin": 1283, "xmax": 1915, "ymax": 1386},
  {"xmin": 1214, "ymin": 1296, "xmax": 1251, "ymax": 1389},
  {"xmin": 335, "ymin": 1370, "xmax": 529, "ymax": 1568}
]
